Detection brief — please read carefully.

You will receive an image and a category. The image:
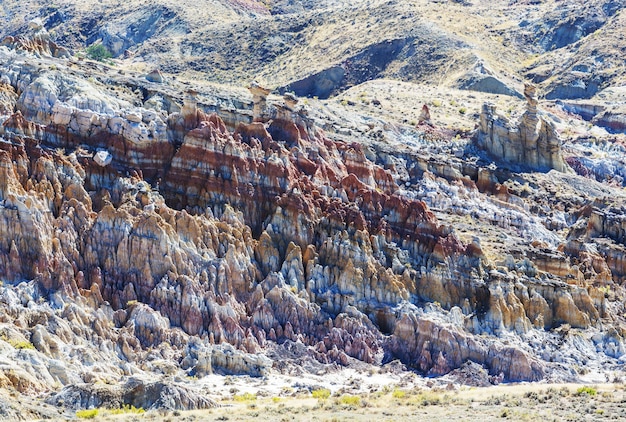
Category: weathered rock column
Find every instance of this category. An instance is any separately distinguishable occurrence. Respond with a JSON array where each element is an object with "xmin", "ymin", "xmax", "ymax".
[
  {"xmin": 248, "ymin": 83, "xmax": 270, "ymax": 122},
  {"xmin": 476, "ymin": 83, "xmax": 570, "ymax": 173},
  {"xmin": 519, "ymin": 84, "xmax": 541, "ymax": 167},
  {"xmin": 276, "ymin": 93, "xmax": 299, "ymax": 121},
  {"xmin": 182, "ymin": 89, "xmax": 198, "ymax": 128},
  {"xmin": 479, "ymin": 103, "xmax": 496, "ymax": 135},
  {"xmin": 283, "ymin": 92, "xmax": 298, "ymax": 111},
  {"xmin": 417, "ymin": 104, "xmax": 431, "ymax": 125}
]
